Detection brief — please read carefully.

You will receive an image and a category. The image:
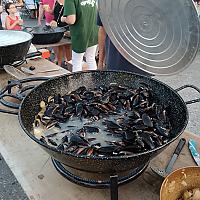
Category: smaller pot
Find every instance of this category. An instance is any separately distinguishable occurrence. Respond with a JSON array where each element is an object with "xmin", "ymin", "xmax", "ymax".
[
  {"xmin": 0, "ymin": 30, "xmax": 33, "ymax": 67},
  {"xmin": 25, "ymin": 25, "xmax": 68, "ymax": 45}
]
